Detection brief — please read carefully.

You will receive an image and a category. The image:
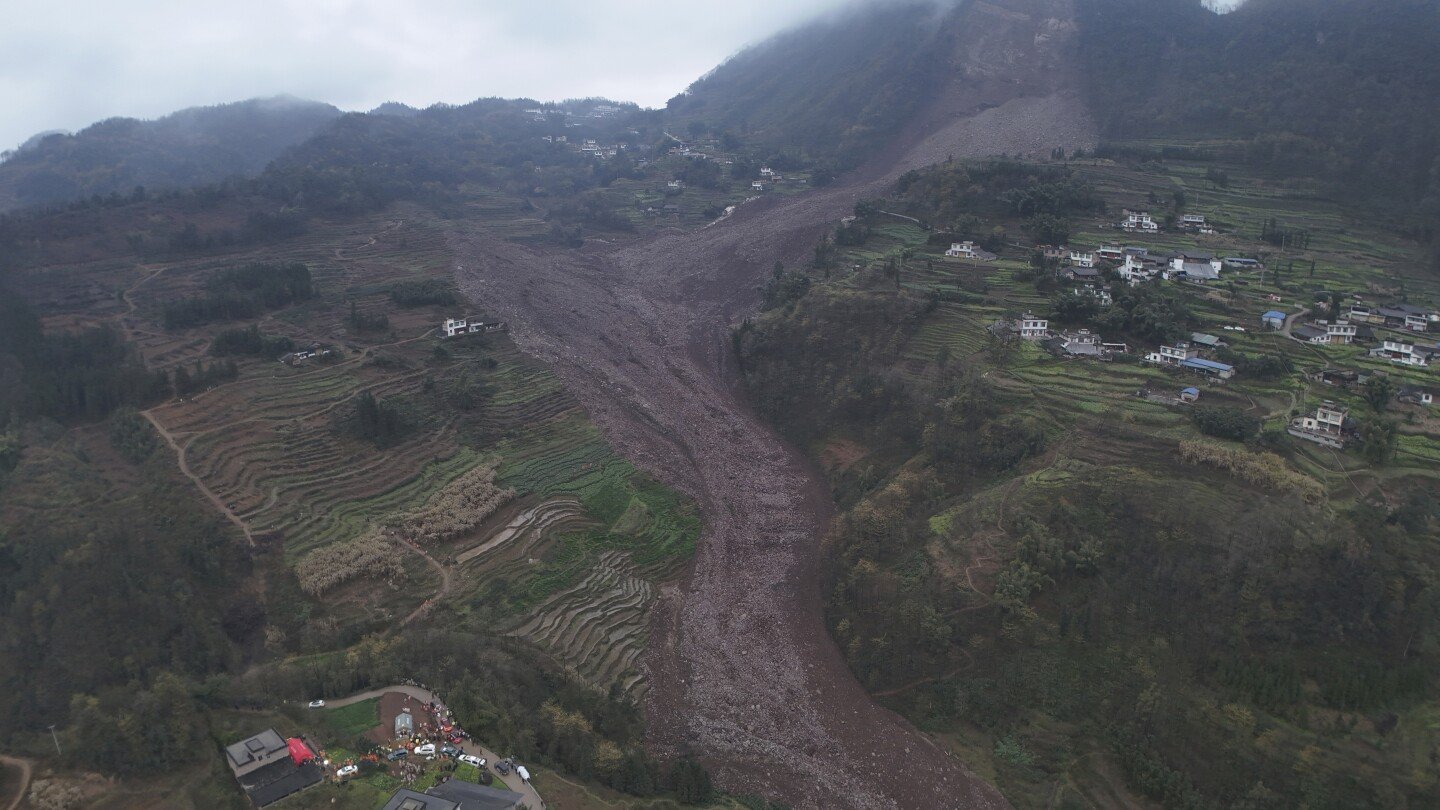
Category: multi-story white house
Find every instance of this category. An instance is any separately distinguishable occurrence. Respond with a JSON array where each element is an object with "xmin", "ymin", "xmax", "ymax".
[
  {"xmin": 1069, "ymin": 250, "xmax": 1096, "ymax": 268},
  {"xmin": 1168, "ymin": 251, "xmax": 1223, "ymax": 282},
  {"xmin": 1370, "ymin": 339, "xmax": 1436, "ymax": 367},
  {"xmin": 1289, "ymin": 401, "xmax": 1349, "ymax": 449},
  {"xmin": 1019, "ymin": 313, "xmax": 1049, "ymax": 340},
  {"xmin": 1118, "ymin": 254, "xmax": 1160, "ymax": 285},
  {"xmin": 1181, "ymin": 213, "xmax": 1206, "ymax": 229},
  {"xmin": 1121, "ymin": 210, "xmax": 1159, "ymax": 233}
]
